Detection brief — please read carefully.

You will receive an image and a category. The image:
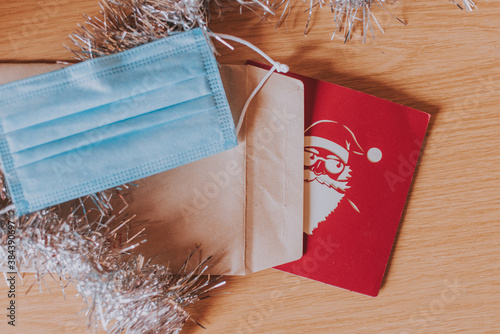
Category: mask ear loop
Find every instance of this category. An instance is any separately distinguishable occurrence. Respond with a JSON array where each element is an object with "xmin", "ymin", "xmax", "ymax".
[{"xmin": 208, "ymin": 32, "xmax": 289, "ymax": 135}]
